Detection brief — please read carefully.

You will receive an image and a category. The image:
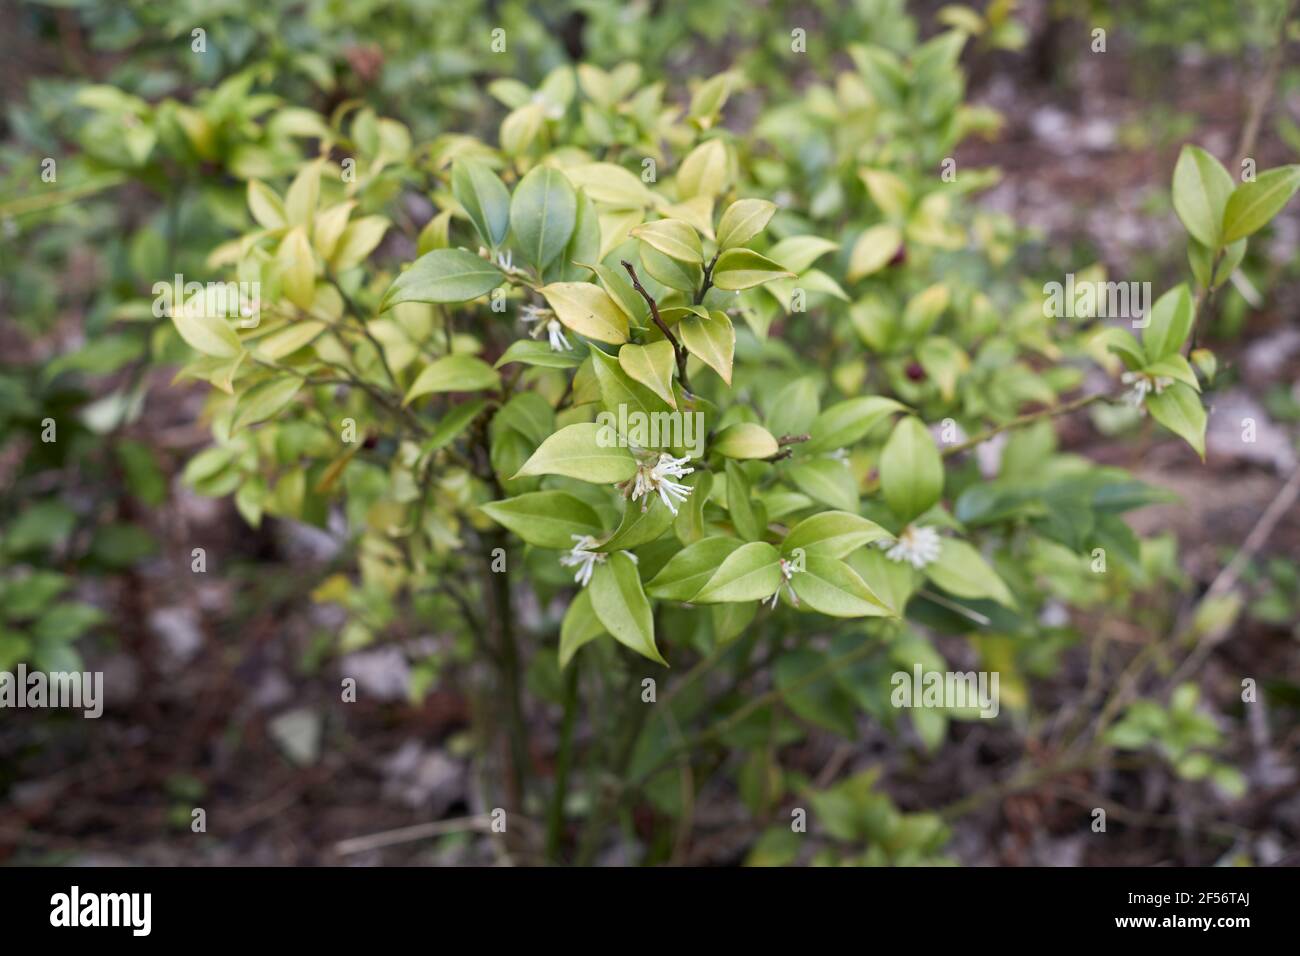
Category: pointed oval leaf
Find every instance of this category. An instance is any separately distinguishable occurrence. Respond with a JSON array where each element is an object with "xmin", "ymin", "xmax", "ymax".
[
  {"xmin": 925, "ymin": 538, "xmax": 1016, "ymax": 608},
  {"xmin": 452, "ymin": 157, "xmax": 511, "ymax": 247},
  {"xmin": 1222, "ymin": 165, "xmax": 1300, "ymax": 244},
  {"xmin": 647, "ymin": 536, "xmax": 744, "ymax": 600},
  {"xmin": 617, "ymin": 341, "xmax": 677, "ymax": 408},
  {"xmin": 1143, "ymin": 284, "xmax": 1193, "ymax": 360},
  {"xmin": 589, "ymin": 552, "xmax": 666, "ymax": 665},
  {"xmin": 790, "ymin": 554, "xmax": 892, "ymax": 617},
  {"xmin": 631, "ymin": 218, "xmax": 704, "ymax": 264},
  {"xmin": 711, "ymin": 248, "xmax": 795, "ymax": 291},
  {"xmin": 679, "ymin": 310, "xmax": 735, "ymax": 385},
  {"xmin": 716, "ymin": 198, "xmax": 777, "ymax": 251},
  {"xmin": 1146, "ymin": 381, "xmax": 1207, "ymax": 460},
  {"xmin": 881, "ymin": 416, "xmax": 943, "ymax": 522},
  {"xmin": 510, "ymin": 165, "xmax": 578, "ymax": 270},
  {"xmin": 1172, "ymin": 145, "xmax": 1233, "ymax": 247},
  {"xmin": 382, "ymin": 248, "xmax": 502, "ymax": 309},
  {"xmin": 559, "ymin": 588, "xmax": 605, "ymax": 668},
  {"xmin": 513, "ymin": 421, "xmax": 638, "ymax": 483},
  {"xmin": 480, "ymin": 491, "xmax": 603, "ymax": 549},
  {"xmin": 540, "ymin": 282, "xmax": 629, "ymax": 344},
  {"xmin": 404, "ymin": 355, "xmax": 500, "ymax": 403},
  {"xmin": 713, "ymin": 422, "xmax": 779, "ymax": 459},
  {"xmin": 782, "ymin": 511, "xmax": 890, "ymax": 559},
  {"xmin": 692, "ymin": 541, "xmax": 783, "ymax": 603}
]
